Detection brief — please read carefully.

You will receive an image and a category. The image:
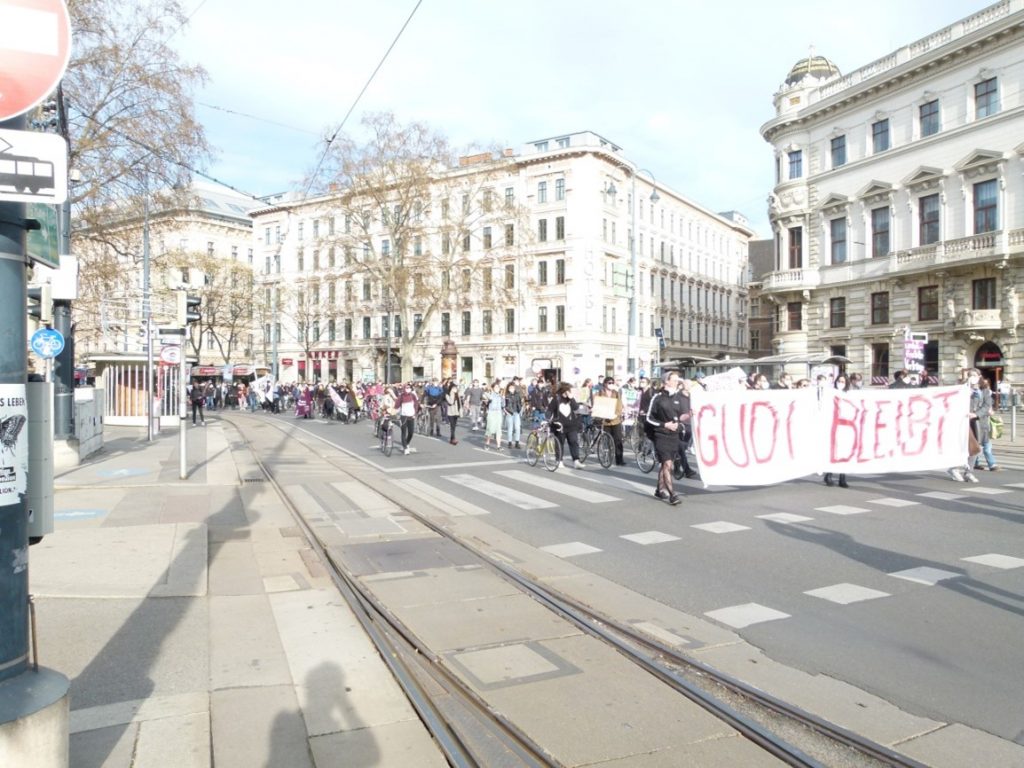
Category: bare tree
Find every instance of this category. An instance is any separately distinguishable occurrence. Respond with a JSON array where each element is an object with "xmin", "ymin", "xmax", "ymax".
[{"xmin": 309, "ymin": 112, "xmax": 527, "ymax": 381}]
